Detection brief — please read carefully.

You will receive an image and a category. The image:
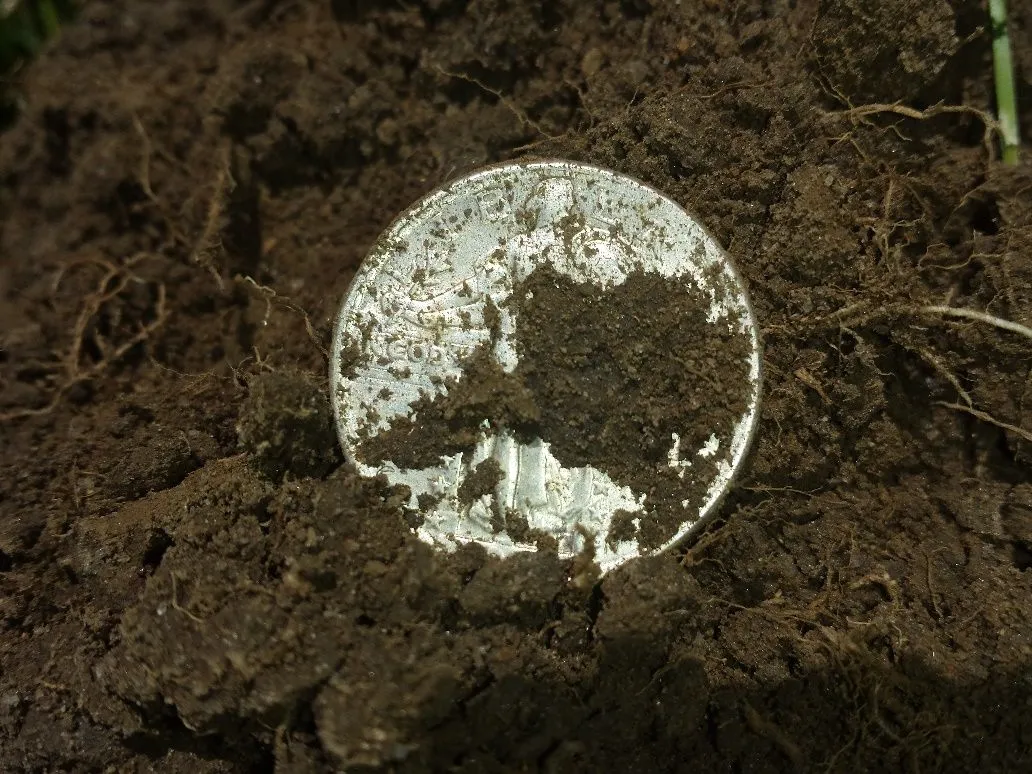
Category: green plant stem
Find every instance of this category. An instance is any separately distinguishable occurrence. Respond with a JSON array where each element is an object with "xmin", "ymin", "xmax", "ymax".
[
  {"xmin": 36, "ymin": 0, "xmax": 59, "ymax": 38},
  {"xmin": 990, "ymin": 0, "xmax": 1020, "ymax": 164}
]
